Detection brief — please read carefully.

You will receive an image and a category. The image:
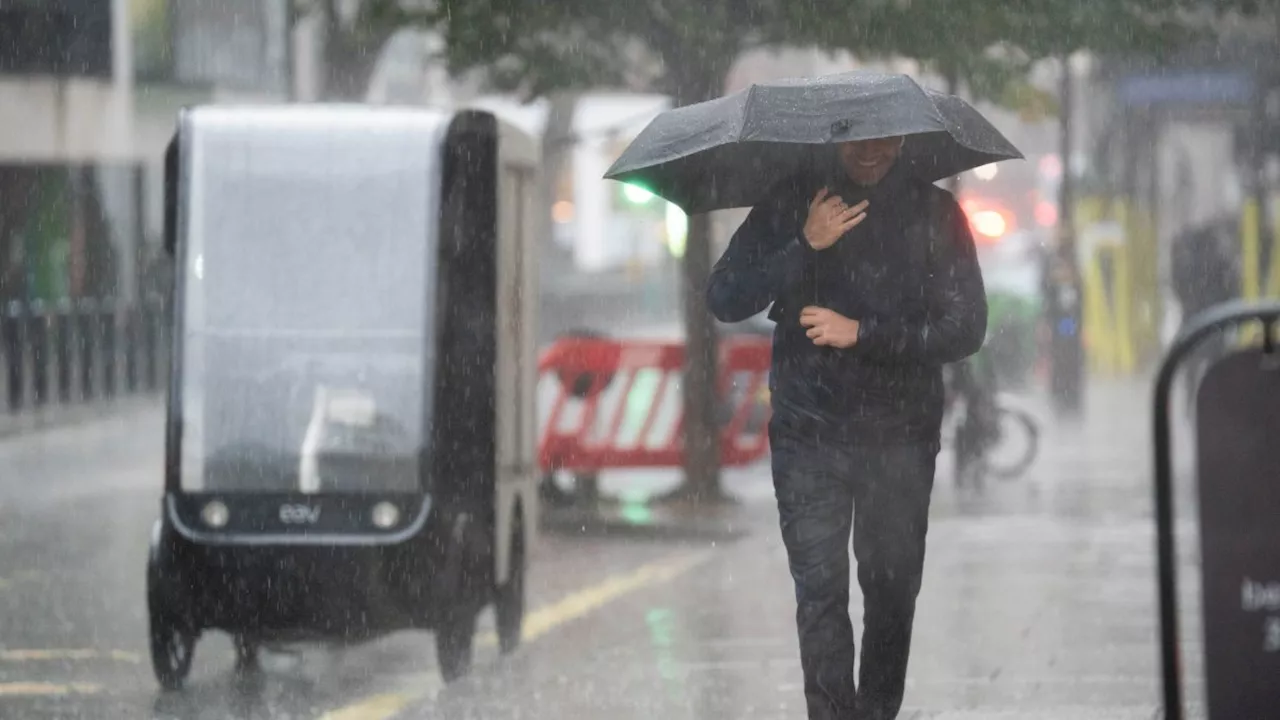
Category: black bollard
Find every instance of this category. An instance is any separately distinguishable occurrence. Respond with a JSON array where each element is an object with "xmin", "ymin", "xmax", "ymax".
[
  {"xmin": 53, "ymin": 298, "xmax": 73, "ymax": 403},
  {"xmin": 124, "ymin": 306, "xmax": 139, "ymax": 394},
  {"xmin": 155, "ymin": 297, "xmax": 172, "ymax": 389},
  {"xmin": 1046, "ymin": 287, "xmax": 1084, "ymax": 415},
  {"xmin": 2, "ymin": 300, "xmax": 23, "ymax": 412},
  {"xmin": 78, "ymin": 297, "xmax": 97, "ymax": 401},
  {"xmin": 27, "ymin": 299, "xmax": 48, "ymax": 406},
  {"xmin": 141, "ymin": 300, "xmax": 158, "ymax": 392},
  {"xmin": 1041, "ymin": 253, "xmax": 1085, "ymax": 417},
  {"xmin": 100, "ymin": 299, "xmax": 117, "ymax": 399}
]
